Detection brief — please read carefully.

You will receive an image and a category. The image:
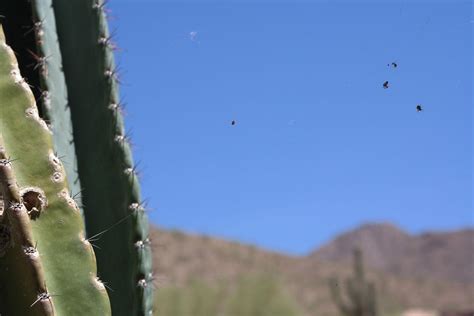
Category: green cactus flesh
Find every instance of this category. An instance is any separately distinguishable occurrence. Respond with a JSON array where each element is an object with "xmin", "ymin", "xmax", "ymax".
[
  {"xmin": 0, "ymin": 27, "xmax": 111, "ymax": 315},
  {"xmin": 30, "ymin": 0, "xmax": 84, "ymax": 213},
  {"xmin": 51, "ymin": 0, "xmax": 153, "ymax": 314},
  {"xmin": 0, "ymin": 0, "xmax": 84, "ymax": 214},
  {"xmin": 0, "ymin": 138, "xmax": 54, "ymax": 316}
]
